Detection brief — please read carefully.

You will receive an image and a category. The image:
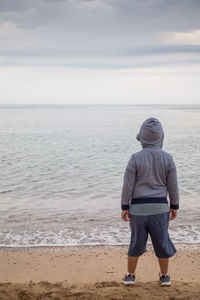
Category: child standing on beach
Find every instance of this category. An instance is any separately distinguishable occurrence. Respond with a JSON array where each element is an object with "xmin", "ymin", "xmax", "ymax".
[{"xmin": 121, "ymin": 117, "xmax": 179, "ymax": 286}]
